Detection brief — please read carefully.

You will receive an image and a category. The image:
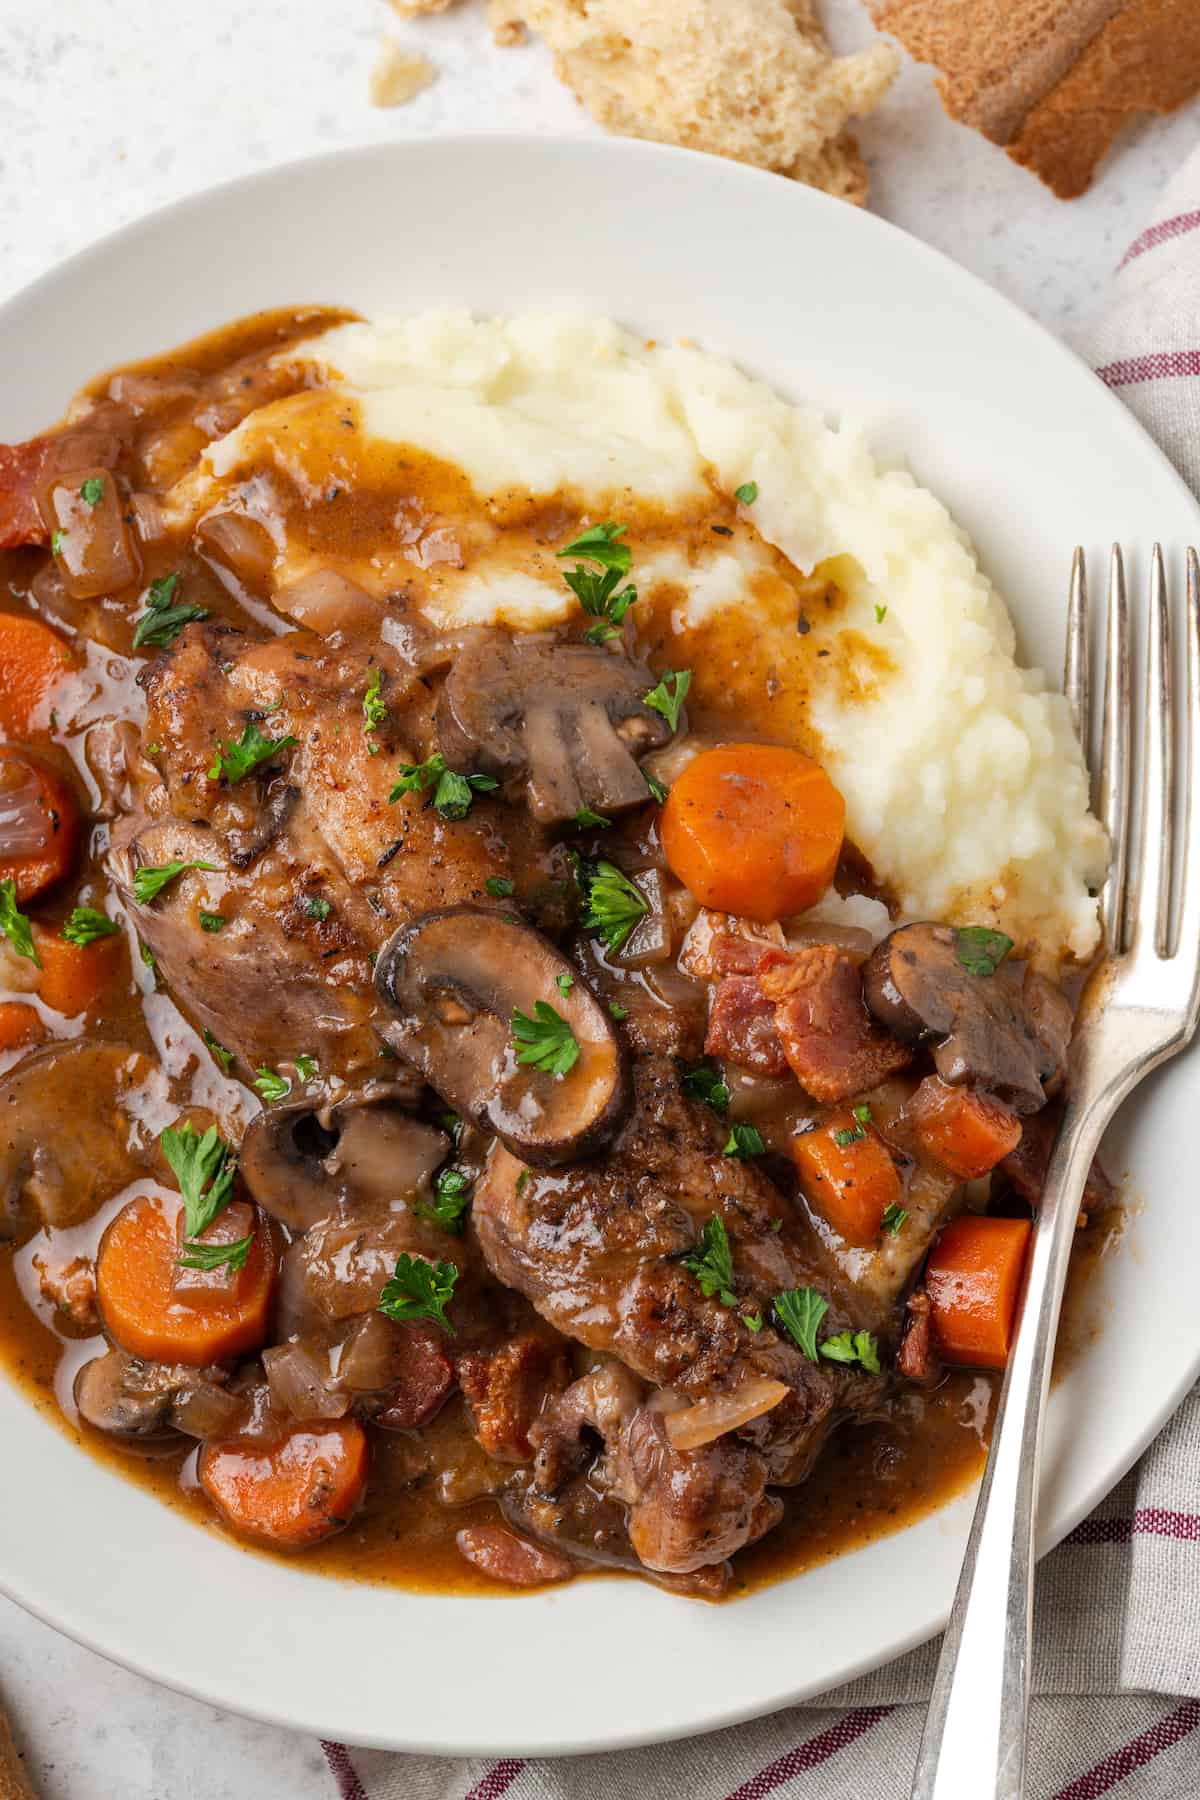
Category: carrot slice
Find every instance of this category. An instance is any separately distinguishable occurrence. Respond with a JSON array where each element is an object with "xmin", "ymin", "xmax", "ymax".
[
  {"xmin": 199, "ymin": 1417, "xmax": 368, "ymax": 1549},
  {"xmin": 660, "ymin": 743, "xmax": 845, "ymax": 923},
  {"xmin": 791, "ymin": 1108, "xmax": 903, "ymax": 1246},
  {"xmin": 0, "ymin": 1001, "xmax": 43, "ymax": 1053},
  {"xmin": 32, "ymin": 925, "xmax": 122, "ymax": 1017},
  {"xmin": 0, "ymin": 747, "xmax": 82, "ymax": 902},
  {"xmin": 926, "ymin": 1214, "xmax": 1032, "ymax": 1369},
  {"xmin": 0, "ymin": 614, "xmax": 76, "ymax": 740},
  {"xmin": 96, "ymin": 1192, "xmax": 275, "ymax": 1367},
  {"xmin": 909, "ymin": 1077, "xmax": 1021, "ymax": 1180}
]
